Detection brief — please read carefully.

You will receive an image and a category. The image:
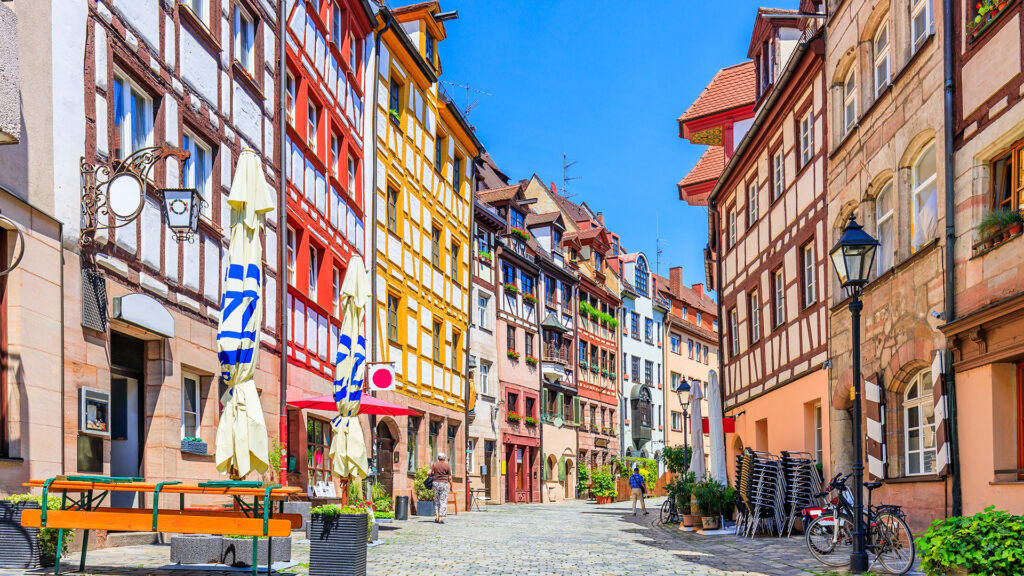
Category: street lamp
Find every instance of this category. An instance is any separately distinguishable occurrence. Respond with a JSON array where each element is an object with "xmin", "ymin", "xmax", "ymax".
[
  {"xmin": 828, "ymin": 214, "xmax": 878, "ymax": 574},
  {"xmin": 674, "ymin": 379, "xmax": 692, "ymax": 451}
]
